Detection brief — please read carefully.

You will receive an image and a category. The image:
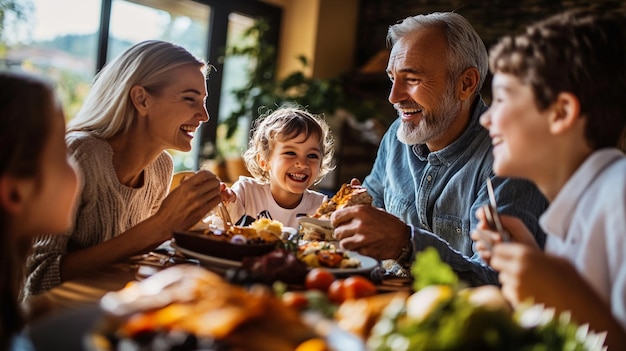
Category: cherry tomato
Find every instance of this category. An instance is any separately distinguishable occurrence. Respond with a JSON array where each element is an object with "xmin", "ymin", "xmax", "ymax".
[
  {"xmin": 305, "ymin": 268, "xmax": 336, "ymax": 292},
  {"xmin": 342, "ymin": 275, "xmax": 377, "ymax": 300},
  {"xmin": 327, "ymin": 276, "xmax": 378, "ymax": 303},
  {"xmin": 282, "ymin": 291, "xmax": 309, "ymax": 310},
  {"xmin": 327, "ymin": 279, "xmax": 347, "ymax": 303}
]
